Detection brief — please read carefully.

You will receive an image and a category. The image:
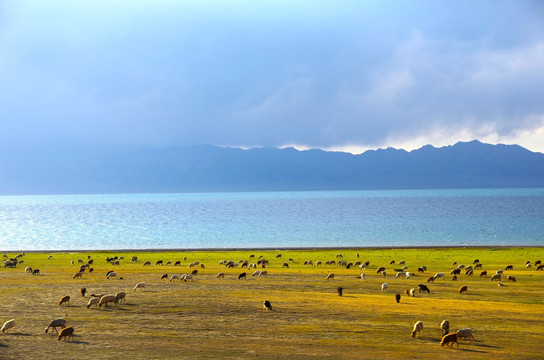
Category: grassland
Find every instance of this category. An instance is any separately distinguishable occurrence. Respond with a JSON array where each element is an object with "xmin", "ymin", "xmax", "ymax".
[{"xmin": 0, "ymin": 247, "xmax": 543, "ymax": 359}]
